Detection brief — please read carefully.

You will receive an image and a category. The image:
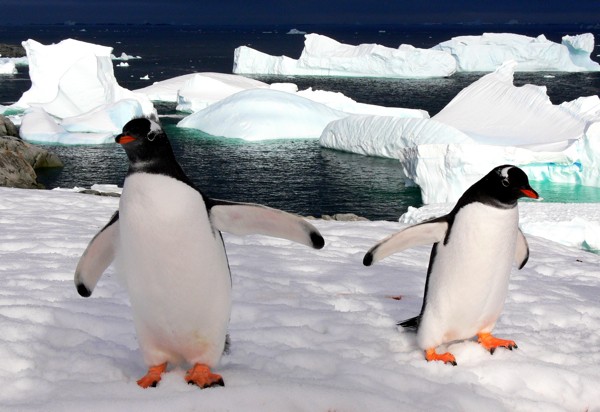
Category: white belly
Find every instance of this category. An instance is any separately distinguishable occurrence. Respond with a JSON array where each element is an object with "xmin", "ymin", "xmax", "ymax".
[
  {"xmin": 116, "ymin": 173, "xmax": 231, "ymax": 367},
  {"xmin": 417, "ymin": 203, "xmax": 519, "ymax": 349}
]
